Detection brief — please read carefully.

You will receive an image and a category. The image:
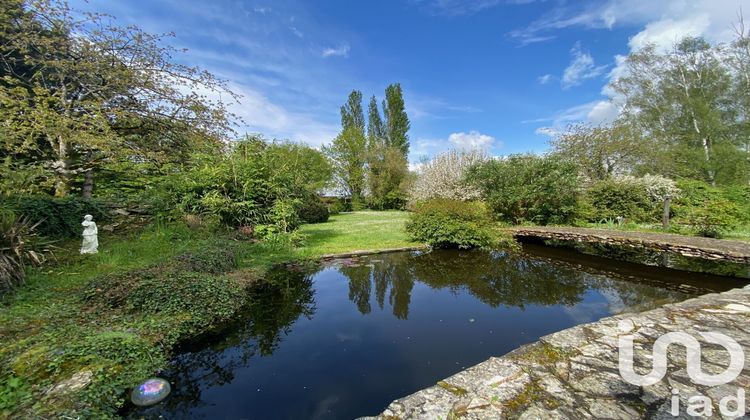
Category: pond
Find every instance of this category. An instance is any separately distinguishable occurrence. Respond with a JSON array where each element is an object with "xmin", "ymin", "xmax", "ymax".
[{"xmin": 131, "ymin": 245, "xmax": 746, "ymax": 419}]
